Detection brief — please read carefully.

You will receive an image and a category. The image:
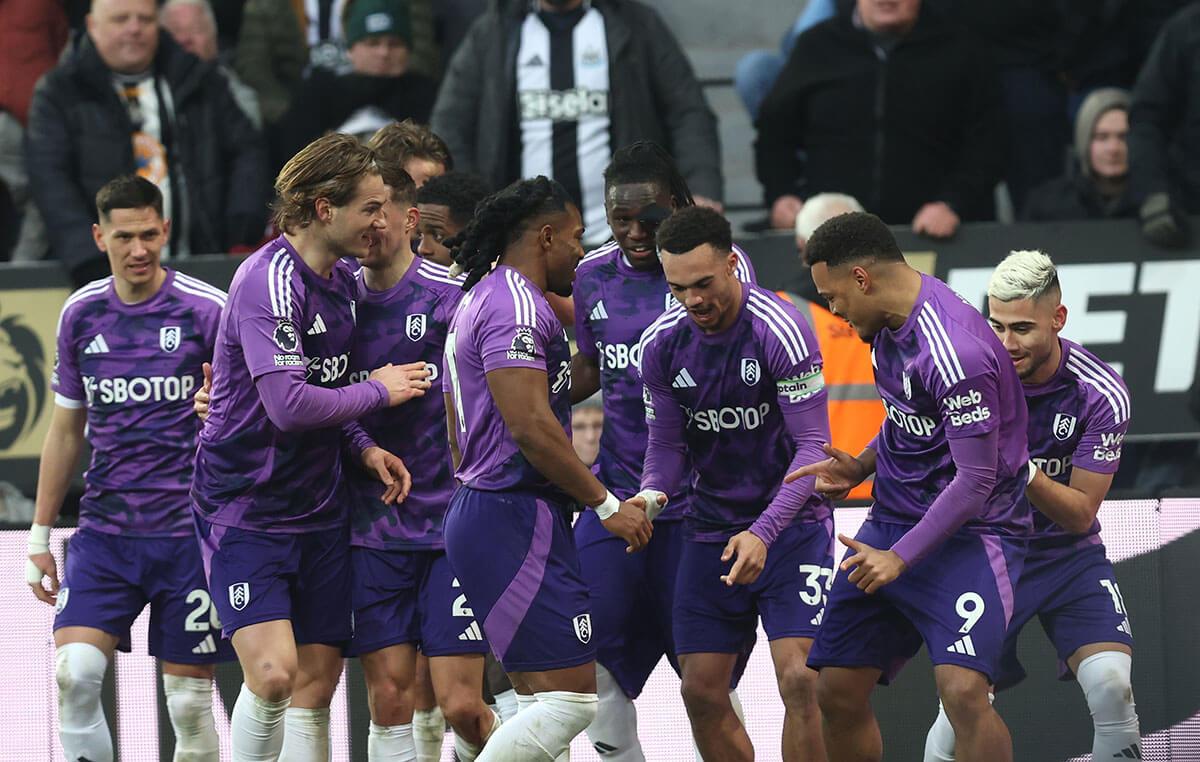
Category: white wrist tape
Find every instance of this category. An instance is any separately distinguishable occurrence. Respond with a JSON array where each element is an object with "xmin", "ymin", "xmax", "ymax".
[
  {"xmin": 1026, "ymin": 461, "xmax": 1038, "ymax": 486},
  {"xmin": 28, "ymin": 524, "xmax": 50, "ymax": 554},
  {"xmin": 593, "ymin": 491, "xmax": 620, "ymax": 521},
  {"xmin": 635, "ymin": 490, "xmax": 668, "ymax": 522},
  {"xmin": 27, "ymin": 524, "xmax": 51, "ymax": 585}
]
